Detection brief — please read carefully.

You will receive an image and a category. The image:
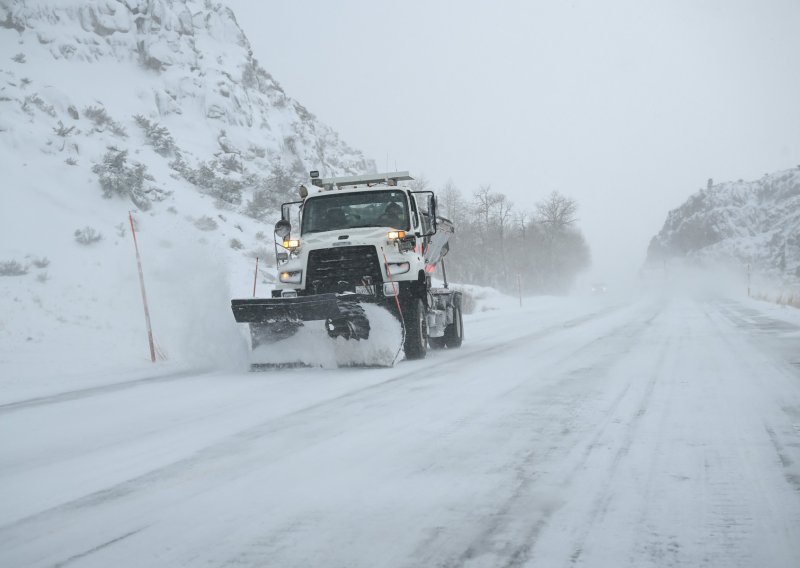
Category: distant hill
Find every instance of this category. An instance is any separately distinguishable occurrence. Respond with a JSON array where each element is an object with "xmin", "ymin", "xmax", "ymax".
[{"xmin": 646, "ymin": 167, "xmax": 800, "ymax": 282}]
